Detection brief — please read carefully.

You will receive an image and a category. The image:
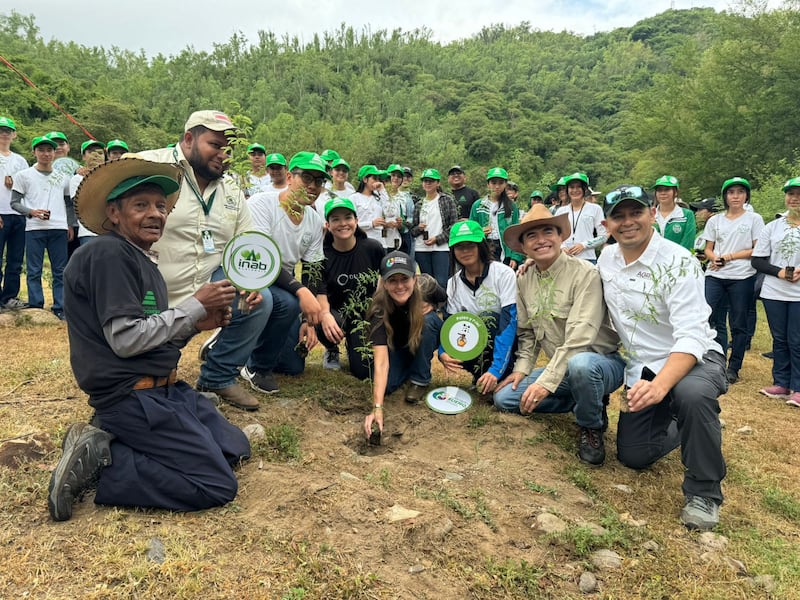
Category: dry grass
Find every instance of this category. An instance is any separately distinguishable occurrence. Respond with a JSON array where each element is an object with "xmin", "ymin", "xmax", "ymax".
[{"xmin": 1, "ymin": 302, "xmax": 799, "ymax": 599}]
